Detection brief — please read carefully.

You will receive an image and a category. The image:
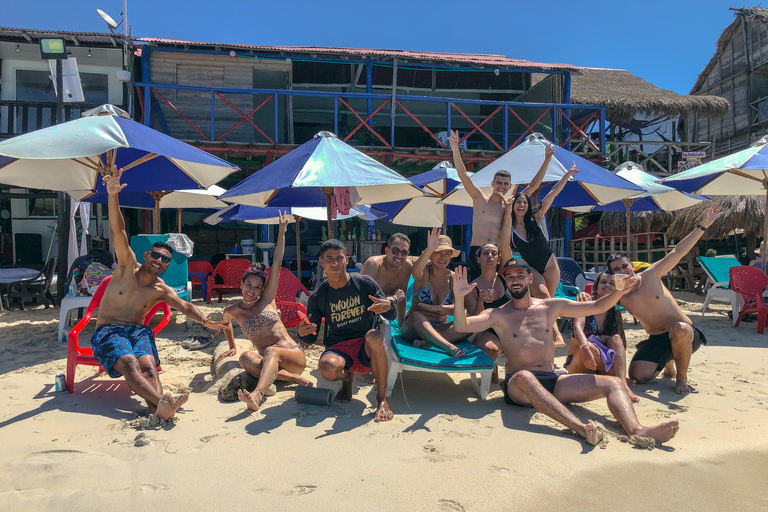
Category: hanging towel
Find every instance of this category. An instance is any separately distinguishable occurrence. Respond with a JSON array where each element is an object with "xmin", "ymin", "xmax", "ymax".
[{"xmin": 334, "ymin": 187, "xmax": 352, "ymax": 216}]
